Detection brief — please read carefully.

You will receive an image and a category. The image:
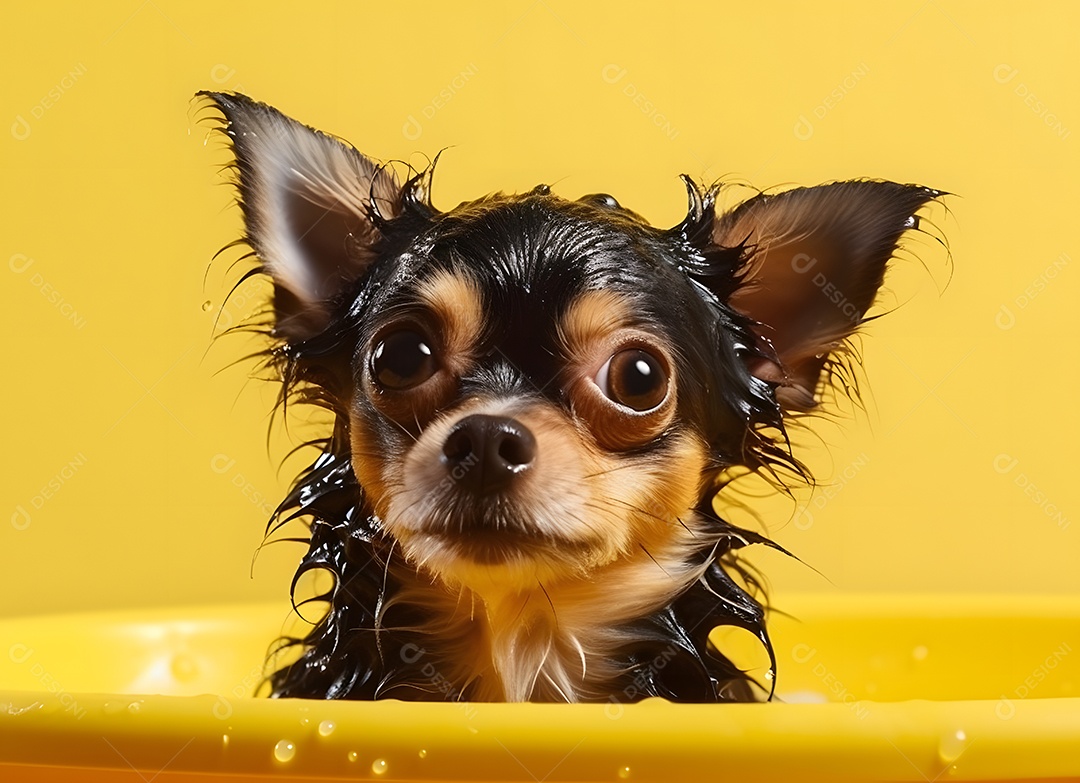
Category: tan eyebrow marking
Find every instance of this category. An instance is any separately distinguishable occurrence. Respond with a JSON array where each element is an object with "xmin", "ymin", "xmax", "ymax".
[
  {"xmin": 417, "ymin": 269, "xmax": 484, "ymax": 364},
  {"xmin": 558, "ymin": 289, "xmax": 635, "ymax": 355}
]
